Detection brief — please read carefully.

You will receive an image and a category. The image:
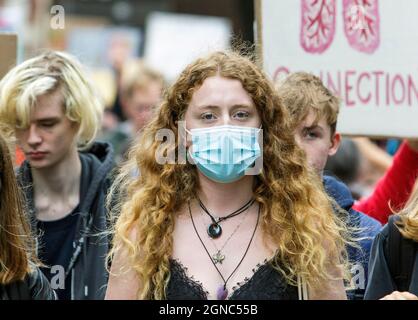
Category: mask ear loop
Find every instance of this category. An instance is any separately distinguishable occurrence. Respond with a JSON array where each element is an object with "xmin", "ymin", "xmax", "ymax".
[{"xmin": 184, "ymin": 128, "xmax": 197, "ymax": 165}]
